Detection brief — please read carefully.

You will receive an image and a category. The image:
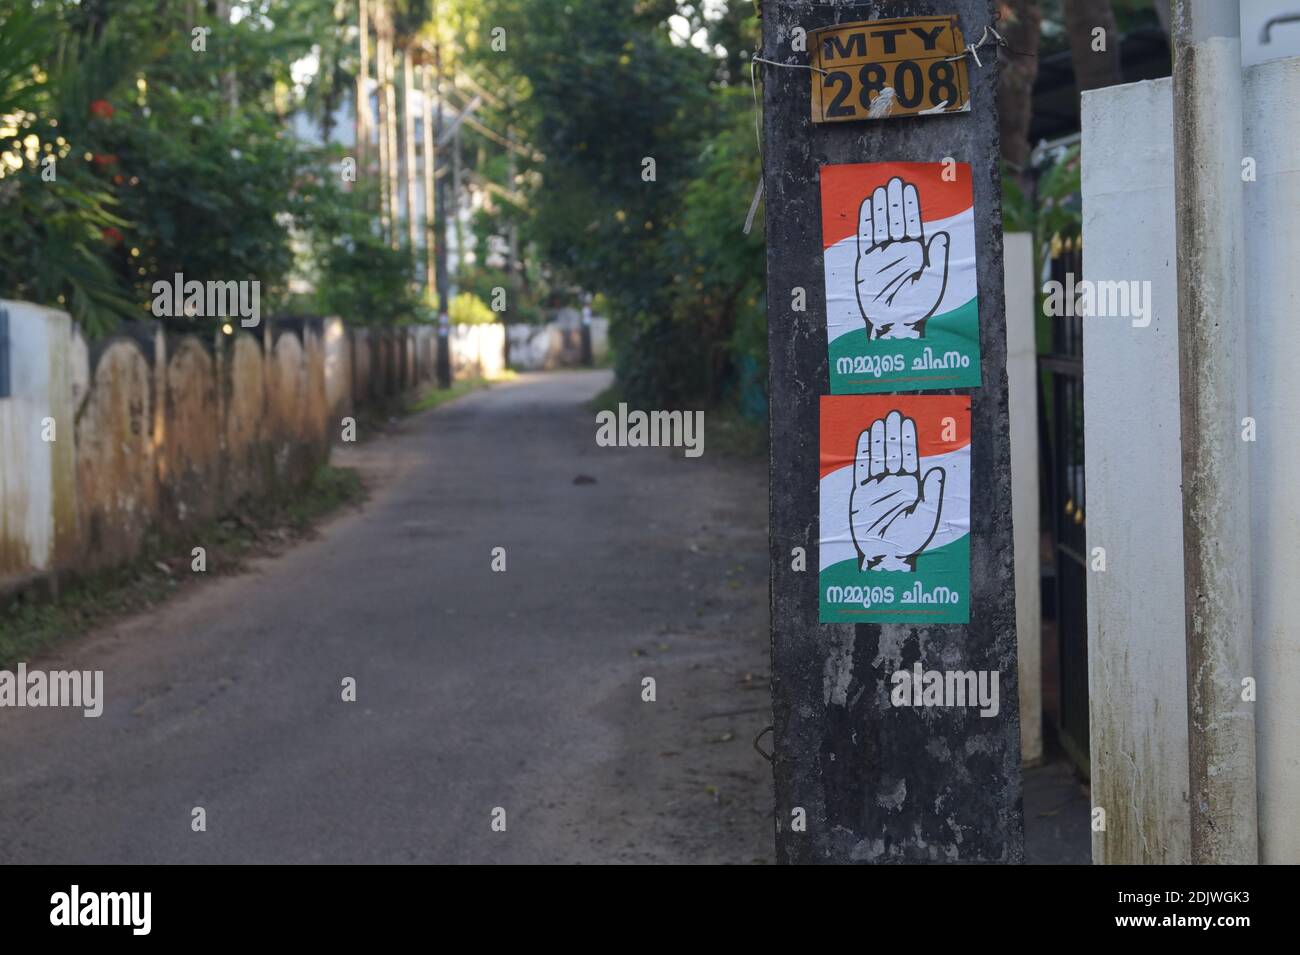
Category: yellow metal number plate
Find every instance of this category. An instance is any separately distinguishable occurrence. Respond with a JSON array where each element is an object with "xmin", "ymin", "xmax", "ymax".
[{"xmin": 809, "ymin": 16, "xmax": 971, "ymax": 124}]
